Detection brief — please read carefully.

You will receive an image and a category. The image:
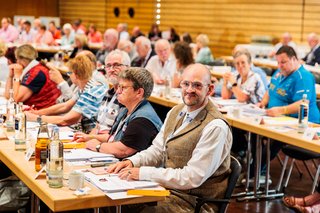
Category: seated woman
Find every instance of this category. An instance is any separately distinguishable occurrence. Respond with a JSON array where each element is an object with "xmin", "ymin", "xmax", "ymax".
[
  {"xmin": 69, "ymin": 34, "xmax": 90, "ymax": 58},
  {"xmin": 25, "ymin": 54, "xmax": 107, "ymax": 133},
  {"xmin": 74, "ymin": 67, "xmax": 163, "ymax": 159},
  {"xmin": 195, "ymin": 34, "xmax": 214, "ymax": 64},
  {"xmin": 0, "ymin": 41, "xmax": 9, "ymax": 86},
  {"xmin": 222, "ymin": 50, "xmax": 266, "ymax": 104},
  {"xmin": 87, "ymin": 23, "xmax": 102, "ymax": 43},
  {"xmin": 171, "ymin": 41, "xmax": 194, "ymax": 88},
  {"xmin": 60, "ymin": 23, "xmax": 75, "ymax": 46}
]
